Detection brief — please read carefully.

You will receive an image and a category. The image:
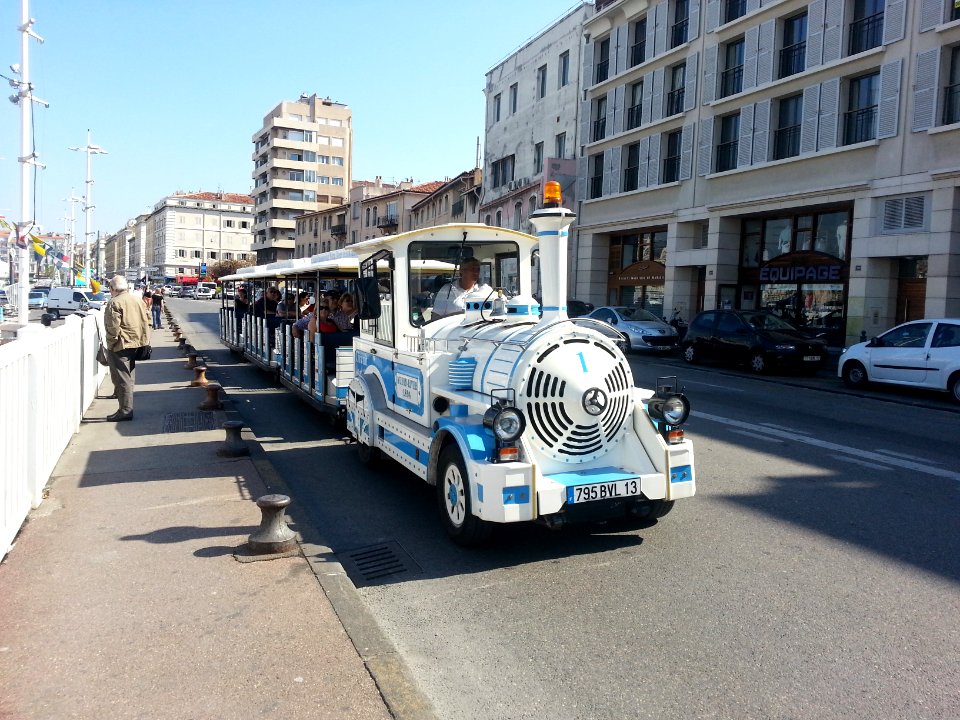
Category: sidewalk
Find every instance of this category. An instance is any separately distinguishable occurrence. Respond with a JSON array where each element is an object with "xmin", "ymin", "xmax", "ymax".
[{"xmin": 0, "ymin": 318, "xmax": 398, "ymax": 719}]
